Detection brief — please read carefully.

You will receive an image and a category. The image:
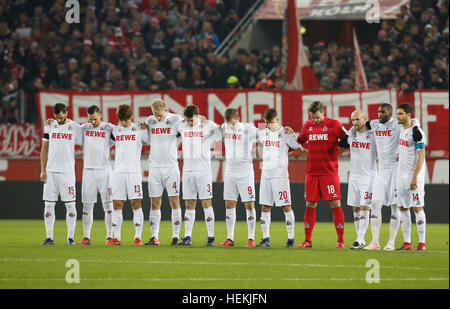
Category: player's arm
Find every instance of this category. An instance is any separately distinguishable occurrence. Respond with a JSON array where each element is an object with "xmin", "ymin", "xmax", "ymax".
[
  {"xmin": 410, "ymin": 127, "xmax": 425, "ymax": 190},
  {"xmin": 287, "ymin": 133, "xmax": 308, "ymax": 155},
  {"xmin": 40, "ymin": 140, "xmax": 49, "ymax": 183}
]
